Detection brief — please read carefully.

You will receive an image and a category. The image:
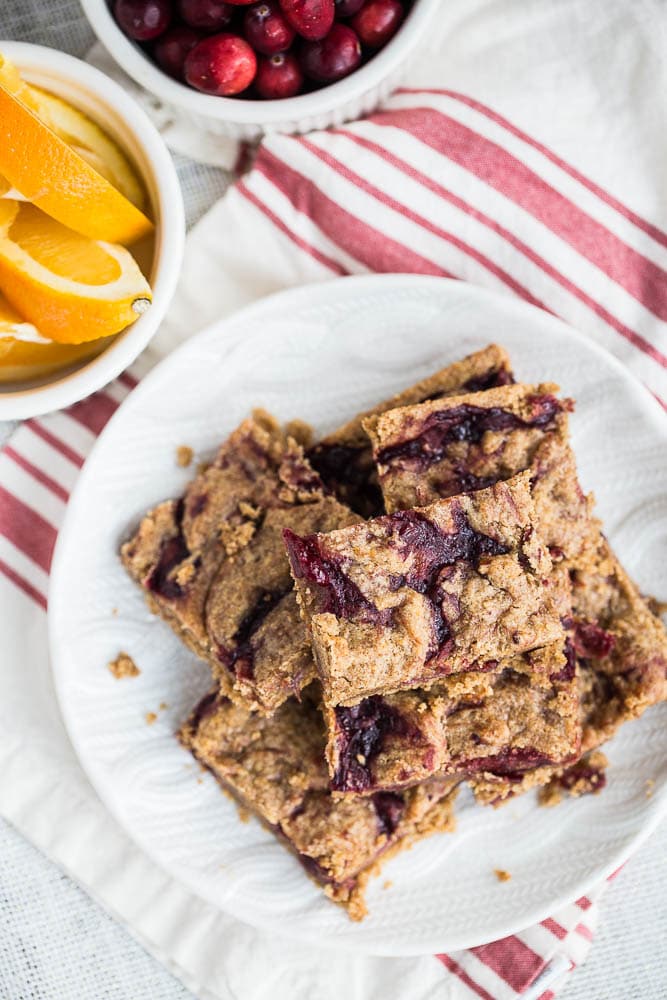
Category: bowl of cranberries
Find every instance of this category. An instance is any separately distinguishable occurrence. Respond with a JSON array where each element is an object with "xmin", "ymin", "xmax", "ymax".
[{"xmin": 79, "ymin": 0, "xmax": 438, "ymax": 137}]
